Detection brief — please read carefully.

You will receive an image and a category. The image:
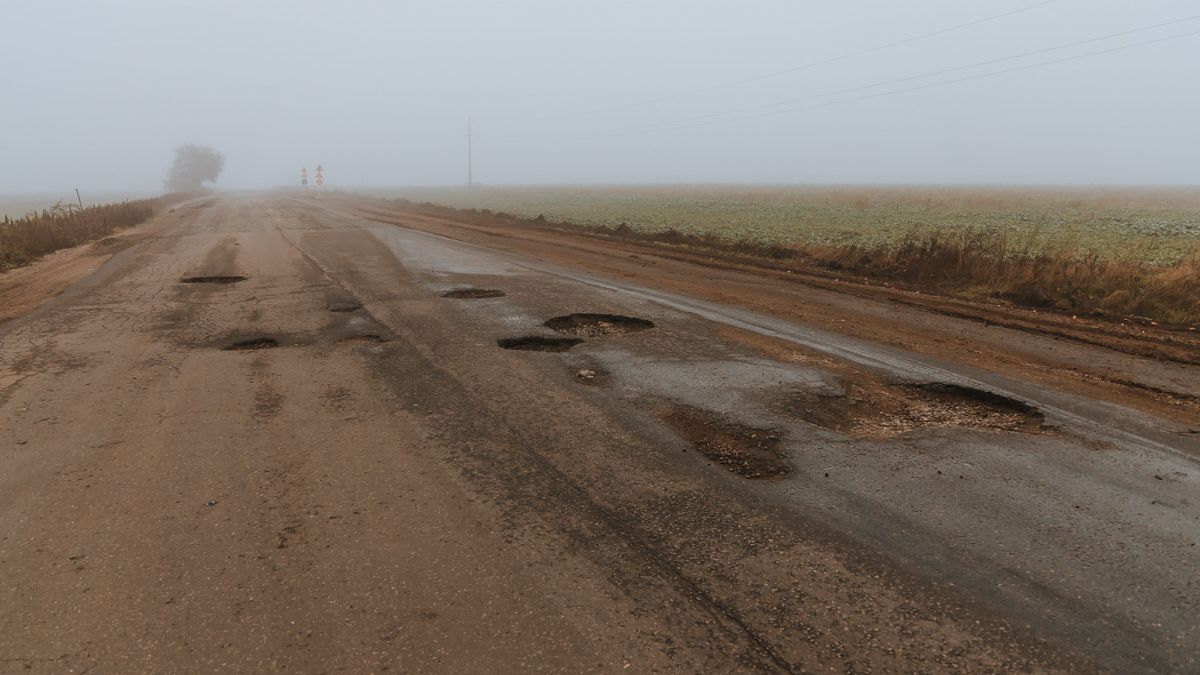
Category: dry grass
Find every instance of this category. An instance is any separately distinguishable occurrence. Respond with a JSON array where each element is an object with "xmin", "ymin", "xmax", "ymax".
[
  {"xmin": 0, "ymin": 199, "xmax": 160, "ymax": 271},
  {"xmin": 796, "ymin": 229, "xmax": 1200, "ymax": 326},
  {"xmin": 589, "ymin": 220, "xmax": 1200, "ymax": 326}
]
